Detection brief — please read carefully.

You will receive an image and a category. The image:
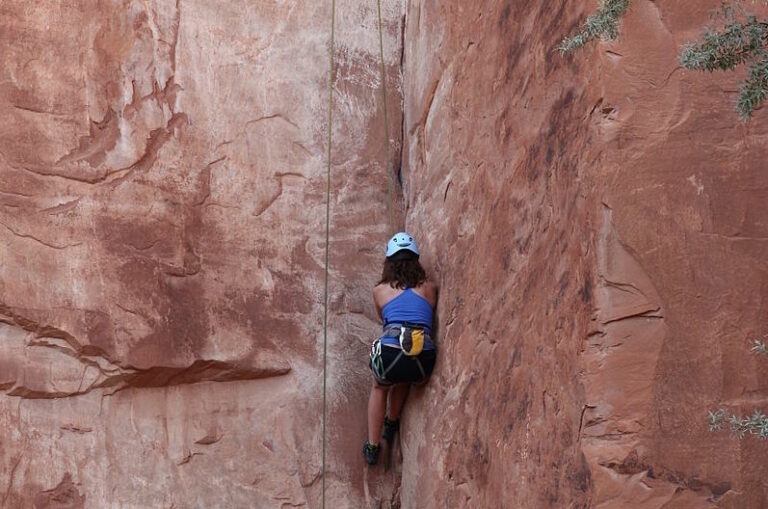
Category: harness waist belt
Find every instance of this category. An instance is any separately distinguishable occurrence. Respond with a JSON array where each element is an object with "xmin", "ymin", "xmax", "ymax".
[
  {"xmin": 382, "ymin": 324, "xmax": 432, "ymax": 342},
  {"xmin": 381, "ymin": 324, "xmax": 435, "ymax": 350}
]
